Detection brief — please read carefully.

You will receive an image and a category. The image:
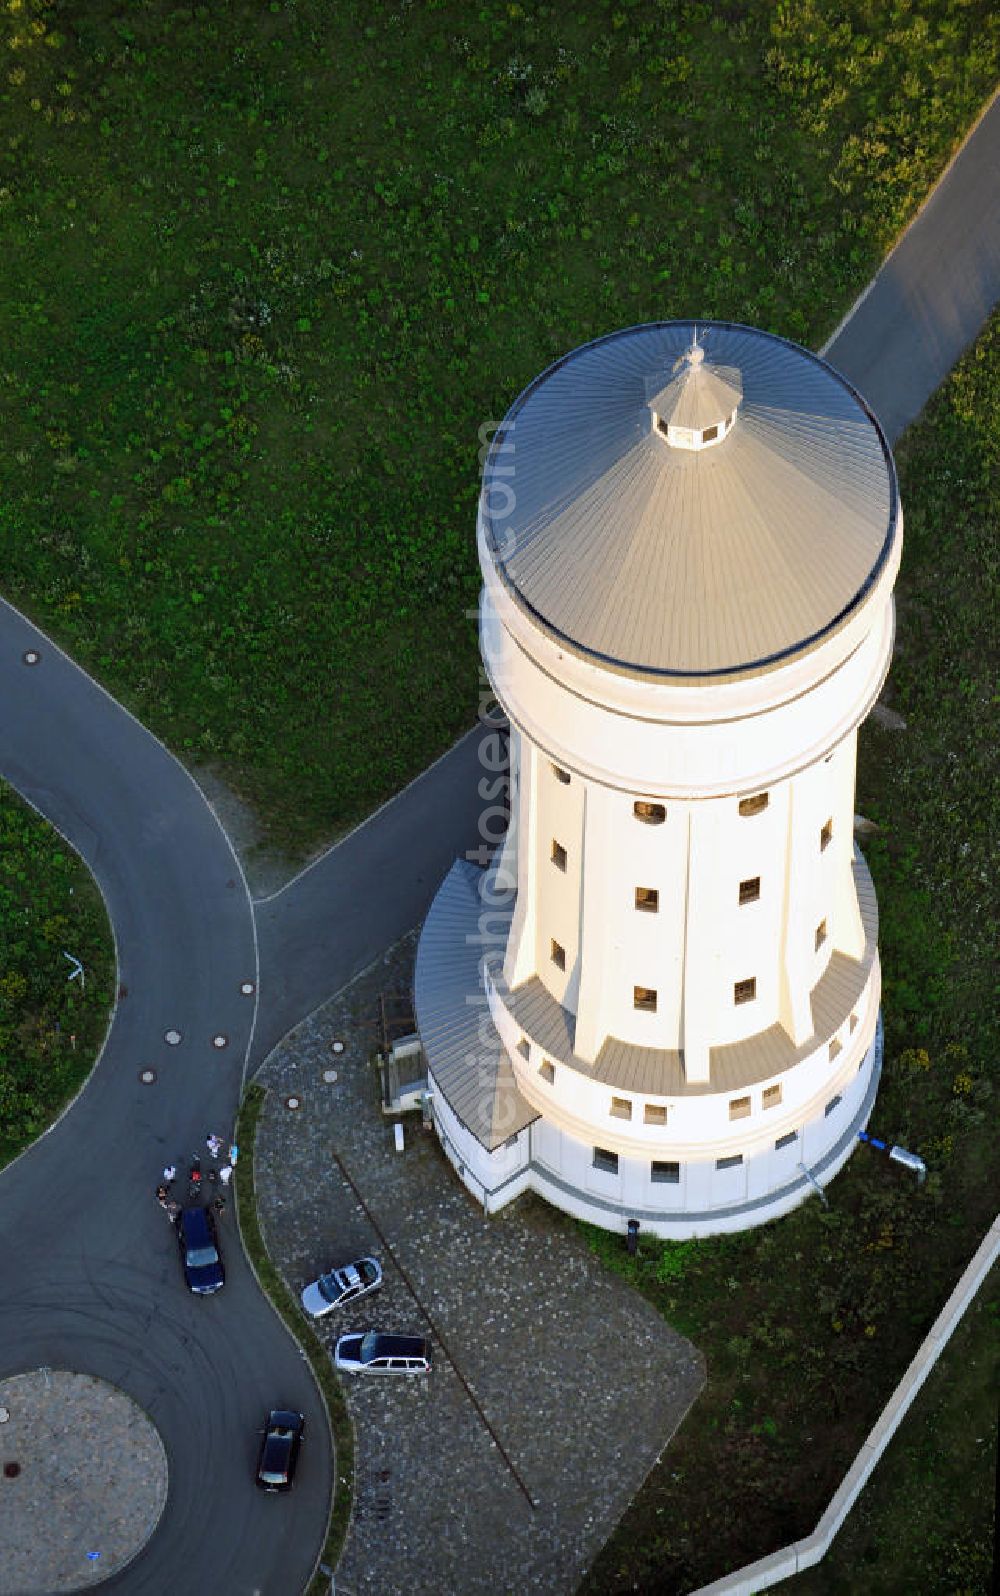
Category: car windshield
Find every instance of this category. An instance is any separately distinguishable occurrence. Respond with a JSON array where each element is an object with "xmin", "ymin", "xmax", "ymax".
[
  {"xmin": 358, "ymin": 1260, "xmax": 378, "ymax": 1285},
  {"xmin": 359, "ymin": 1331, "xmax": 380, "ymax": 1360},
  {"xmin": 186, "ymin": 1245, "xmax": 219, "ymax": 1269},
  {"xmin": 318, "ymin": 1272, "xmax": 343, "ymax": 1303}
]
